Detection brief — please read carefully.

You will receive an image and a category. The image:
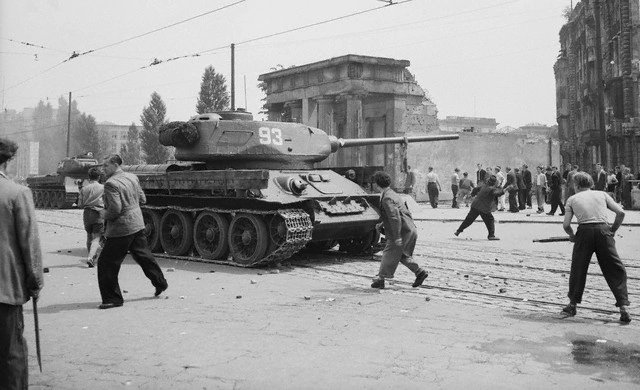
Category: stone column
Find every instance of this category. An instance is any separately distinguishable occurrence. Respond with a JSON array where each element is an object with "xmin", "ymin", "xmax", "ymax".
[
  {"xmin": 345, "ymin": 94, "xmax": 363, "ymax": 166},
  {"xmin": 316, "ymin": 97, "xmax": 336, "ymax": 167},
  {"xmin": 302, "ymin": 97, "xmax": 316, "ymax": 126}
]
